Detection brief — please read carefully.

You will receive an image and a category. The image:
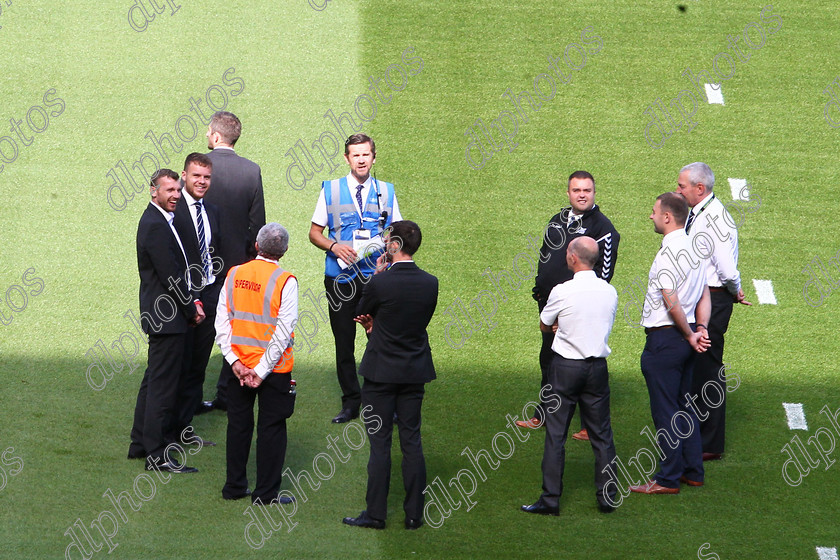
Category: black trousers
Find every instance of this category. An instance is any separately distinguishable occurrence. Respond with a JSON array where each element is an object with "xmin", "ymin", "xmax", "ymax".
[
  {"xmin": 130, "ymin": 332, "xmax": 185, "ymax": 462},
  {"xmin": 362, "ymin": 379, "xmax": 426, "ymax": 521},
  {"xmin": 215, "ymin": 360, "xmax": 234, "ymax": 407},
  {"xmin": 539, "ymin": 354, "xmax": 616, "ymax": 509},
  {"xmin": 537, "ymin": 313, "xmax": 581, "ymax": 431},
  {"xmin": 325, "ymin": 274, "xmax": 367, "ymax": 412},
  {"xmin": 223, "ymin": 372, "xmax": 295, "ymax": 503},
  {"xmin": 640, "ymin": 328, "xmax": 703, "ymax": 488},
  {"xmin": 169, "ymin": 309, "xmax": 216, "ymax": 441},
  {"xmin": 691, "ymin": 290, "xmax": 733, "ymax": 454}
]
